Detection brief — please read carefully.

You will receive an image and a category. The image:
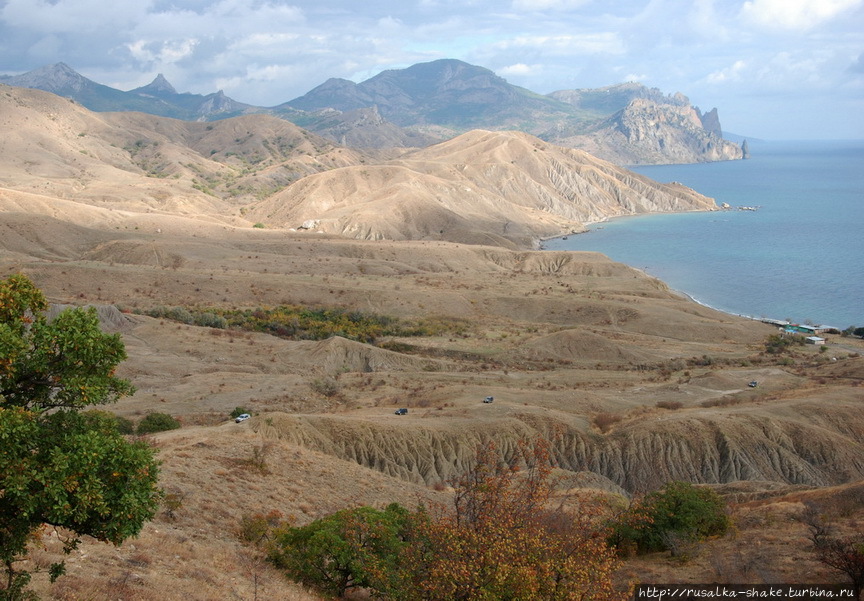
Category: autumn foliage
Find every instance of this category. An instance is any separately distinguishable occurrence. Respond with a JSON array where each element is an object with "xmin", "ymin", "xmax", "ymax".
[{"xmin": 268, "ymin": 439, "xmax": 628, "ymax": 600}]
